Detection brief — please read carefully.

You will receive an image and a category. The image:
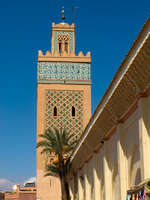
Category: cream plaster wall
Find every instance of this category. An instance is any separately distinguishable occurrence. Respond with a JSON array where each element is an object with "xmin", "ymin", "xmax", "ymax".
[
  {"xmin": 88, "ymin": 158, "xmax": 94, "ymax": 200},
  {"xmin": 78, "ymin": 169, "xmax": 84, "ymax": 200},
  {"xmin": 103, "ymin": 131, "xmax": 119, "ymax": 200},
  {"xmin": 138, "ymin": 96, "xmax": 150, "ymax": 179},
  {"xmin": 84, "ymin": 164, "xmax": 91, "ymax": 200},
  {"xmin": 93, "ymin": 153, "xmax": 101, "ymax": 200},
  {"xmin": 70, "ymin": 94, "xmax": 150, "ymax": 200},
  {"xmin": 121, "ymin": 108, "xmax": 141, "ymax": 187},
  {"xmin": 97, "ymin": 146, "xmax": 104, "ymax": 200}
]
